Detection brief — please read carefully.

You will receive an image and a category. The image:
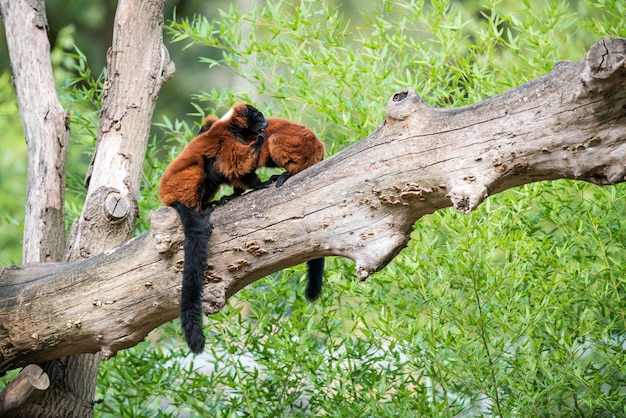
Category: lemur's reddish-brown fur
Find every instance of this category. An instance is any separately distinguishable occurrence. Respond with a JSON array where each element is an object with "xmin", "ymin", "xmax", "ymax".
[
  {"xmin": 159, "ymin": 102, "xmax": 267, "ymax": 354},
  {"xmin": 200, "ymin": 116, "xmax": 325, "ymax": 184},
  {"xmin": 160, "ymin": 103, "xmax": 267, "ymax": 210},
  {"xmin": 200, "ymin": 114, "xmax": 326, "ymax": 301}
]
